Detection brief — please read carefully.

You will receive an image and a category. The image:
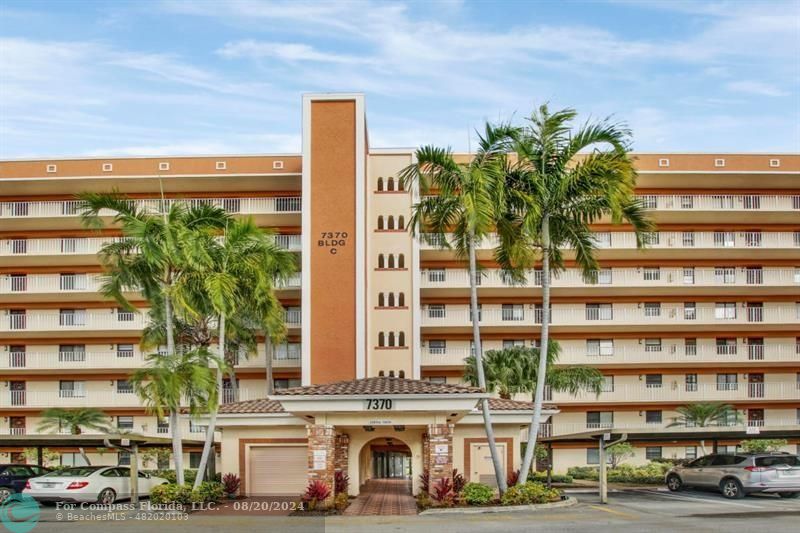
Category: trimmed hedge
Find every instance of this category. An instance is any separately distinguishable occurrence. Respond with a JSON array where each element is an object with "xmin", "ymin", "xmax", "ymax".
[
  {"xmin": 462, "ymin": 482, "xmax": 494, "ymax": 505},
  {"xmin": 149, "ymin": 482, "xmax": 224, "ymax": 505},
  {"xmin": 528, "ymin": 472, "xmax": 574, "ymax": 484},
  {"xmin": 500, "ymin": 482, "xmax": 561, "ymax": 506},
  {"xmin": 567, "ymin": 462, "xmax": 670, "ymax": 484}
]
